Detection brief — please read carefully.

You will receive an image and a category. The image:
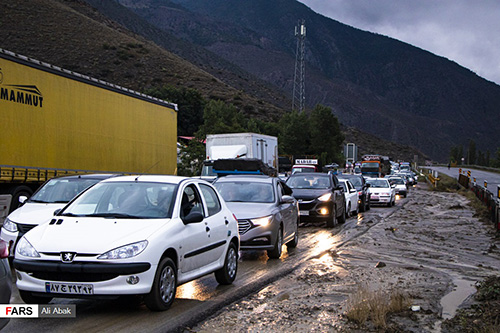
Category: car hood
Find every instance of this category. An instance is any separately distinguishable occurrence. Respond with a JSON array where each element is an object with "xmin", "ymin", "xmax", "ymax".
[
  {"xmin": 20, "ymin": 217, "xmax": 168, "ymax": 254},
  {"xmin": 368, "ymin": 188, "xmax": 392, "ymax": 194},
  {"xmin": 8, "ymin": 202, "xmax": 66, "ymax": 225},
  {"xmin": 225, "ymin": 202, "xmax": 275, "ymax": 220},
  {"xmin": 289, "ymin": 188, "xmax": 330, "ymax": 200}
]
